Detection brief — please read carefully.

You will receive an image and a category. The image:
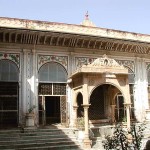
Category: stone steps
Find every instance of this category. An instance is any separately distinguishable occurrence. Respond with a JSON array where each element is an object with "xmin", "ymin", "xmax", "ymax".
[
  {"xmin": 0, "ymin": 127, "xmax": 82, "ymax": 150},
  {"xmin": 0, "ymin": 141, "xmax": 79, "ymax": 149}
]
